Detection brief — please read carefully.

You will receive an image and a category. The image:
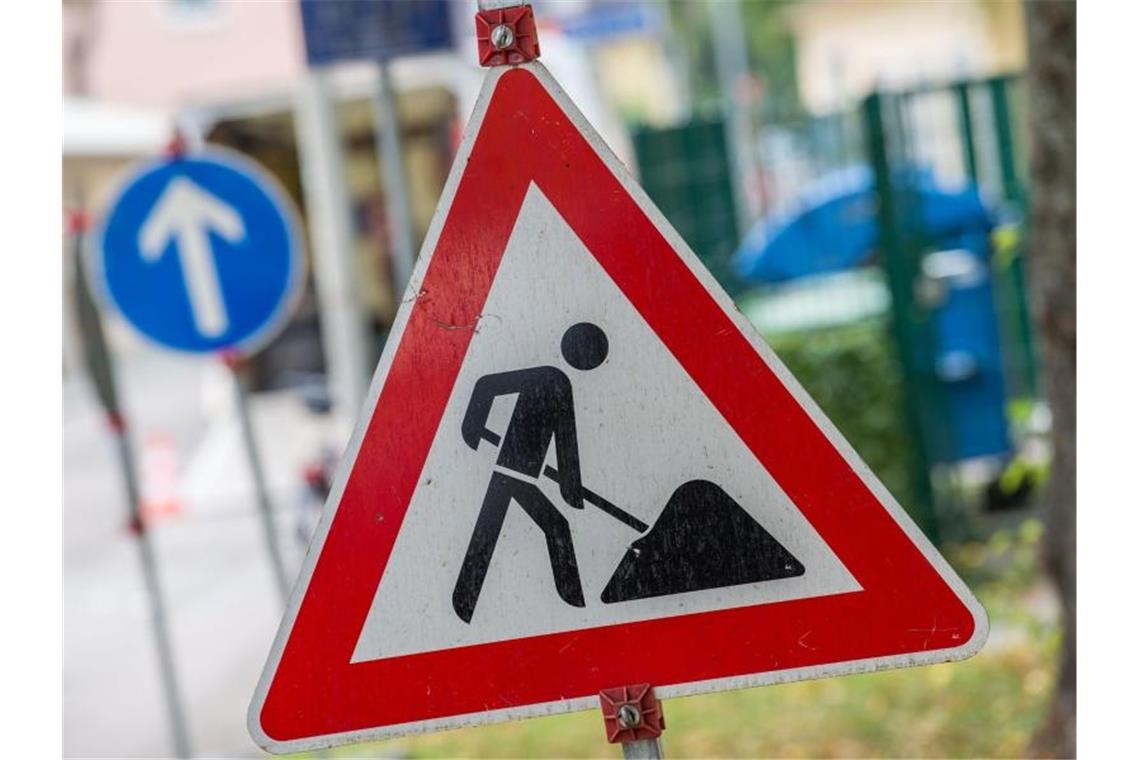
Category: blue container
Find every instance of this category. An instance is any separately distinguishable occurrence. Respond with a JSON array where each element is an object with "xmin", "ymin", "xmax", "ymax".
[{"xmin": 733, "ymin": 166, "xmax": 1010, "ymax": 461}]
